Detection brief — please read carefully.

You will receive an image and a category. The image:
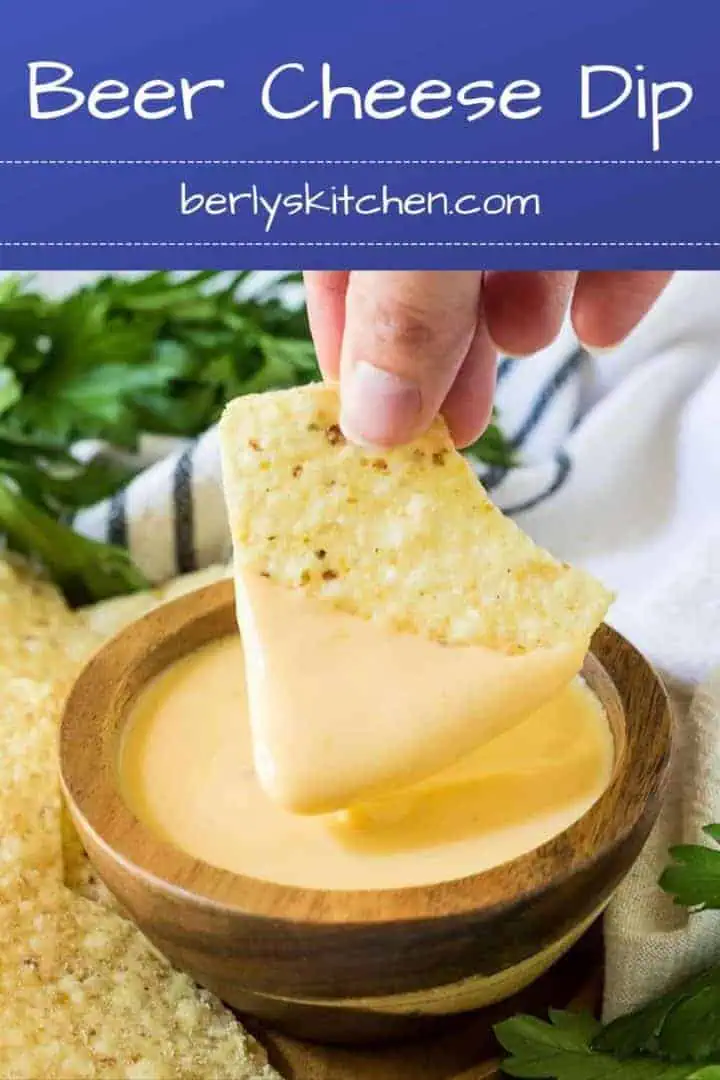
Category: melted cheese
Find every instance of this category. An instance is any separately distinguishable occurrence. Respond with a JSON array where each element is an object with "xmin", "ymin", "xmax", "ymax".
[
  {"xmin": 235, "ymin": 573, "xmax": 590, "ymax": 814},
  {"xmin": 119, "ymin": 634, "xmax": 614, "ymax": 891}
]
